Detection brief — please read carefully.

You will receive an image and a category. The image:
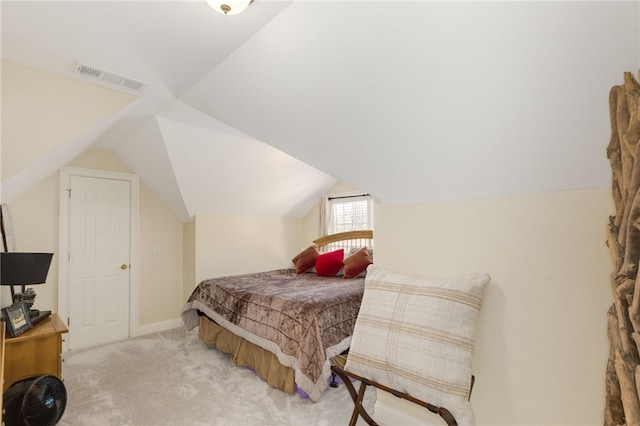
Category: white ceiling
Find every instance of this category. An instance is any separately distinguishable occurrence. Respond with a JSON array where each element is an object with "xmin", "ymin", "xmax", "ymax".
[{"xmin": 2, "ymin": 1, "xmax": 639, "ymax": 221}]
